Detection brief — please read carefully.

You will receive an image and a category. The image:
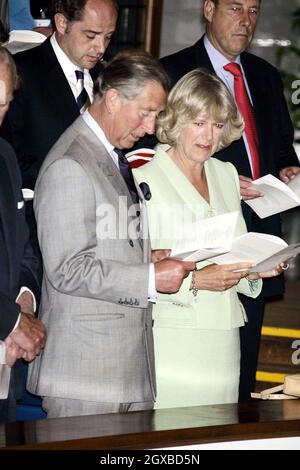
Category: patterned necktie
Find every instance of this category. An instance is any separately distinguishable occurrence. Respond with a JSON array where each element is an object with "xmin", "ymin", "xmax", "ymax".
[
  {"xmin": 75, "ymin": 70, "xmax": 90, "ymax": 113},
  {"xmin": 114, "ymin": 148, "xmax": 140, "ymax": 205},
  {"xmin": 223, "ymin": 62, "xmax": 260, "ymax": 180}
]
